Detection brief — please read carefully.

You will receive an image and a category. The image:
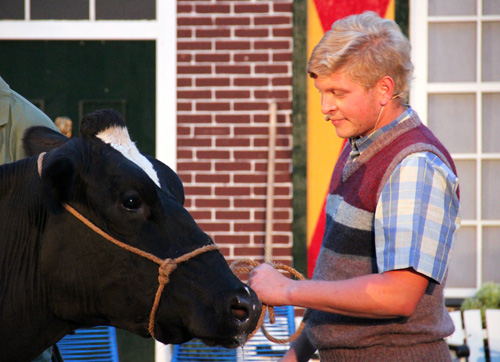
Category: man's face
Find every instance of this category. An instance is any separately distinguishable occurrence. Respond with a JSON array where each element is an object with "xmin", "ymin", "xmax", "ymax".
[{"xmin": 315, "ymin": 70, "xmax": 381, "ymax": 139}]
